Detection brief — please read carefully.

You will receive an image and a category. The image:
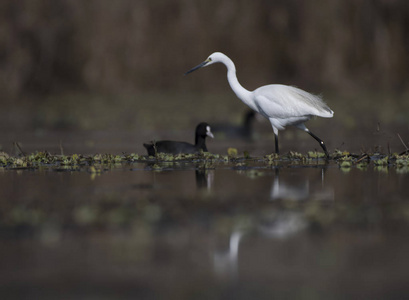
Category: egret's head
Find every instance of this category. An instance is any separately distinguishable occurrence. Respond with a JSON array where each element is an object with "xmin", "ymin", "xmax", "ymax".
[{"xmin": 184, "ymin": 52, "xmax": 225, "ymax": 75}]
